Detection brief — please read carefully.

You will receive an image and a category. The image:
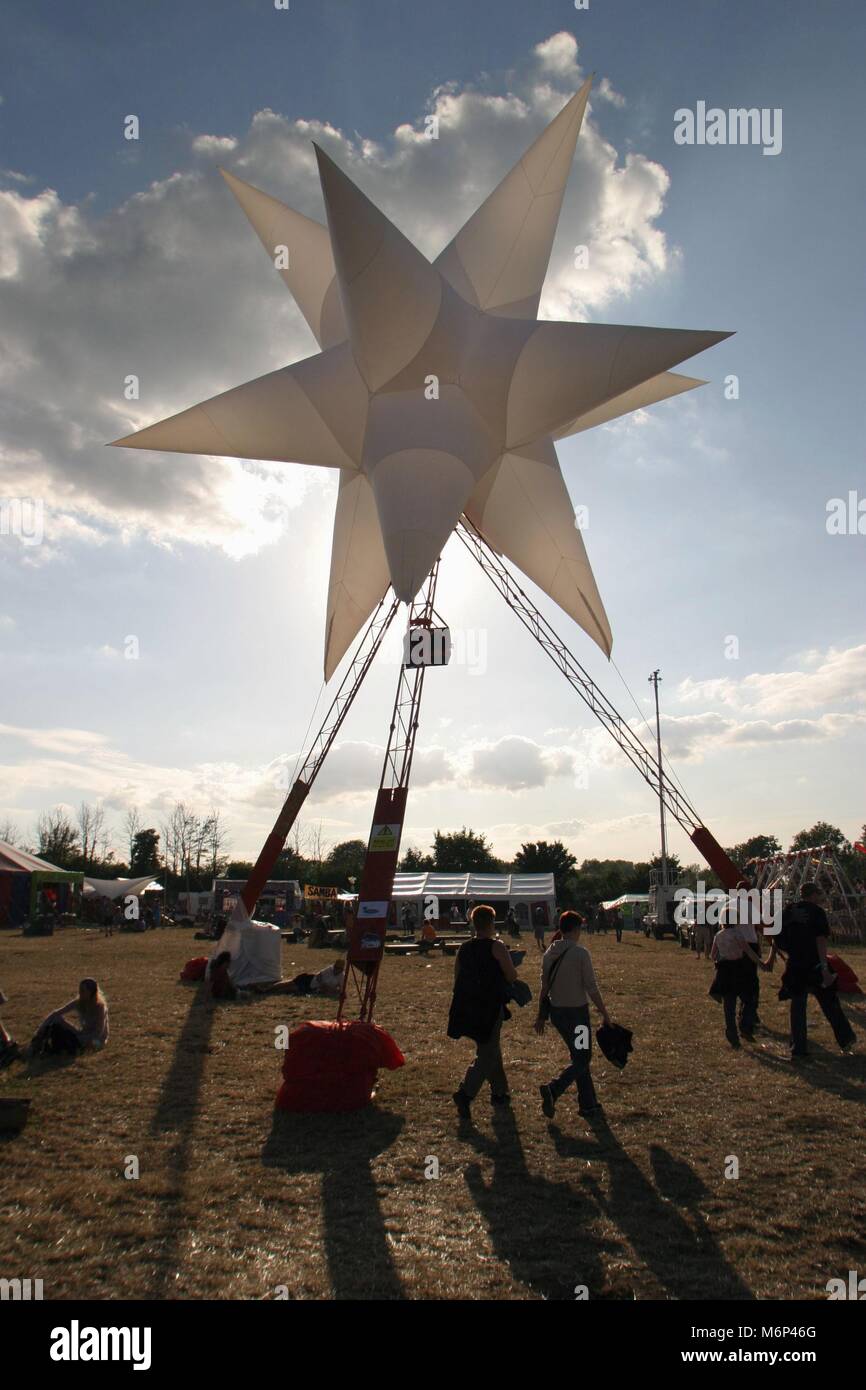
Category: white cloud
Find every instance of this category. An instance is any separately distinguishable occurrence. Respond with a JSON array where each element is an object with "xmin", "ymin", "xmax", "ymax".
[
  {"xmin": 596, "ymin": 77, "xmax": 626, "ymax": 109},
  {"xmin": 677, "ymin": 644, "xmax": 866, "ymax": 716},
  {"xmin": 191, "ymin": 135, "xmax": 239, "ymax": 156},
  {"xmin": 0, "ymin": 722, "xmax": 111, "ymax": 756},
  {"xmin": 469, "ymin": 734, "xmax": 576, "ymax": 790},
  {"xmin": 0, "ymin": 37, "xmax": 671, "ymax": 563},
  {"xmin": 533, "ymin": 32, "xmax": 580, "ymax": 77}
]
